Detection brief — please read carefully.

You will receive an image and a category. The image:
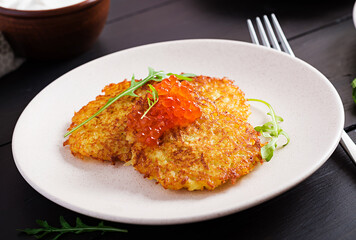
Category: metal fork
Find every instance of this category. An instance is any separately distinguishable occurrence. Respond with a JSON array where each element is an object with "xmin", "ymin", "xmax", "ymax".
[{"xmin": 247, "ymin": 14, "xmax": 356, "ymax": 165}]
